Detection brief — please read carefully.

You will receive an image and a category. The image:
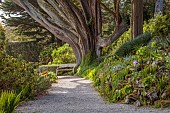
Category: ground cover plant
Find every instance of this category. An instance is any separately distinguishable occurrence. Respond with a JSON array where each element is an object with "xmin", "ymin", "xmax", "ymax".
[
  {"xmin": 79, "ymin": 36, "xmax": 170, "ymax": 108},
  {"xmin": 77, "ymin": 13, "xmax": 170, "ymax": 108}
]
